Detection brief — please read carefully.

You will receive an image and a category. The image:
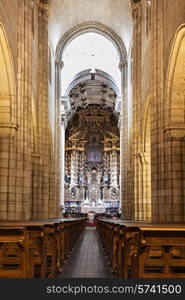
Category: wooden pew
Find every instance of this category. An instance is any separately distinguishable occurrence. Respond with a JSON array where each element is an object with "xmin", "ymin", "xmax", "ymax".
[
  {"xmin": 97, "ymin": 219, "xmax": 185, "ymax": 278},
  {"xmin": 117, "ymin": 225, "xmax": 140, "ymax": 278},
  {"xmin": 131, "ymin": 227, "xmax": 185, "ymax": 278},
  {"xmin": 0, "ymin": 218, "xmax": 87, "ymax": 278},
  {"xmin": 0, "ymin": 221, "xmax": 58, "ymax": 278},
  {"xmin": 97, "ymin": 219, "xmax": 119, "ymax": 274},
  {"xmin": 0, "ymin": 226, "xmax": 30, "ymax": 278}
]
